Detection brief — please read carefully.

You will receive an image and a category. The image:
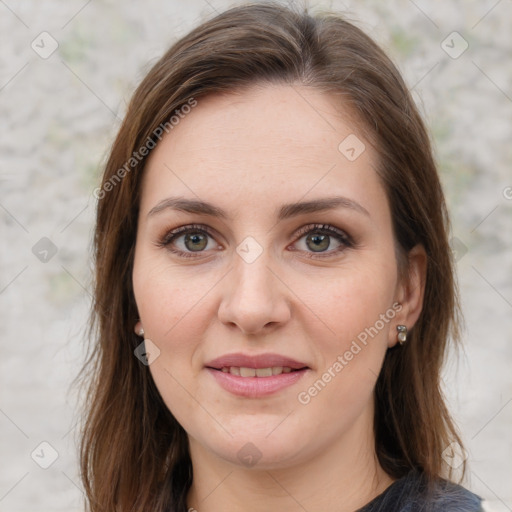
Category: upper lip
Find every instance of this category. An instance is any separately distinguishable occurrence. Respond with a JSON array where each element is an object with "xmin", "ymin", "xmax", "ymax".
[{"xmin": 205, "ymin": 352, "xmax": 309, "ymax": 370}]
